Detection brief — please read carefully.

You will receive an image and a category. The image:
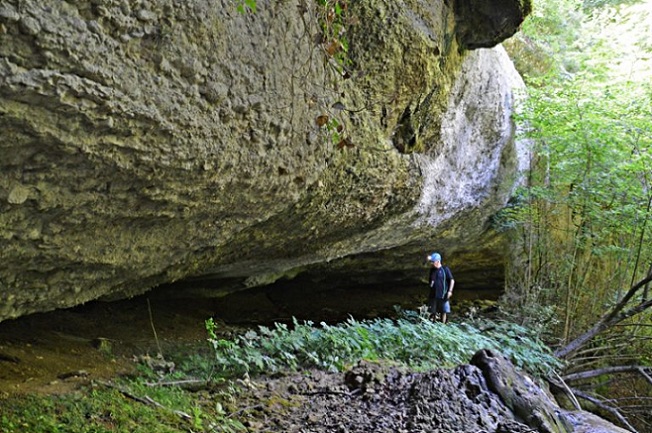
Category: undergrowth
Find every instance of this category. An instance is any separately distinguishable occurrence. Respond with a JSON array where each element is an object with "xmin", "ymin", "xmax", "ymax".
[
  {"xmin": 1, "ymin": 311, "xmax": 561, "ymax": 433},
  {"xmin": 206, "ymin": 309, "xmax": 562, "ymax": 379}
]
